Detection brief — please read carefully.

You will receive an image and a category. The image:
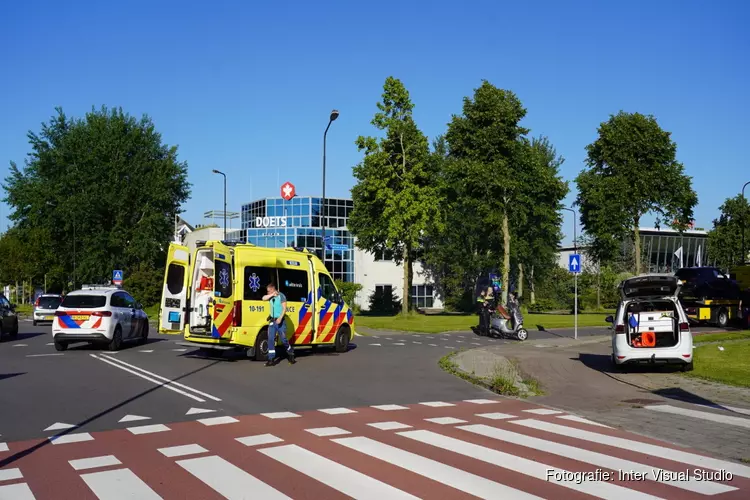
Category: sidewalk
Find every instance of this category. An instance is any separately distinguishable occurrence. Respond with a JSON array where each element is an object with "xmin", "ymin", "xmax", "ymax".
[{"xmin": 451, "ymin": 335, "xmax": 750, "ymax": 462}]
